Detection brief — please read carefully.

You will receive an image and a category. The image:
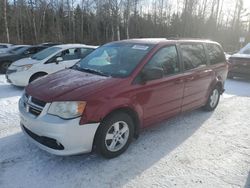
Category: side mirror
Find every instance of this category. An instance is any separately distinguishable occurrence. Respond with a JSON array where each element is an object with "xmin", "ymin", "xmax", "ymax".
[
  {"xmin": 56, "ymin": 57, "xmax": 63, "ymax": 63},
  {"xmin": 23, "ymin": 51, "xmax": 31, "ymax": 55},
  {"xmin": 141, "ymin": 67, "xmax": 164, "ymax": 83}
]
